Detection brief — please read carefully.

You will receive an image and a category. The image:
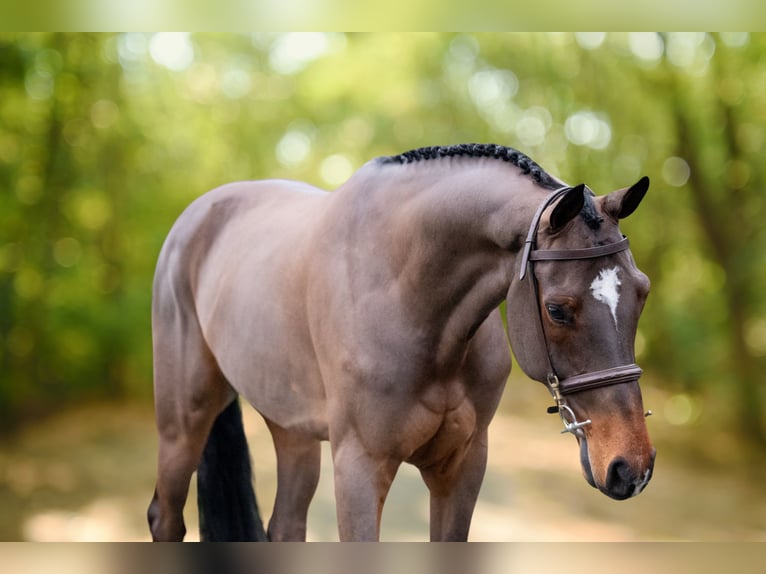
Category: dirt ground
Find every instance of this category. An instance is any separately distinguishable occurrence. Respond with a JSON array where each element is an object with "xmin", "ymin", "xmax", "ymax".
[{"xmin": 1, "ymin": 375, "xmax": 764, "ymax": 542}]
